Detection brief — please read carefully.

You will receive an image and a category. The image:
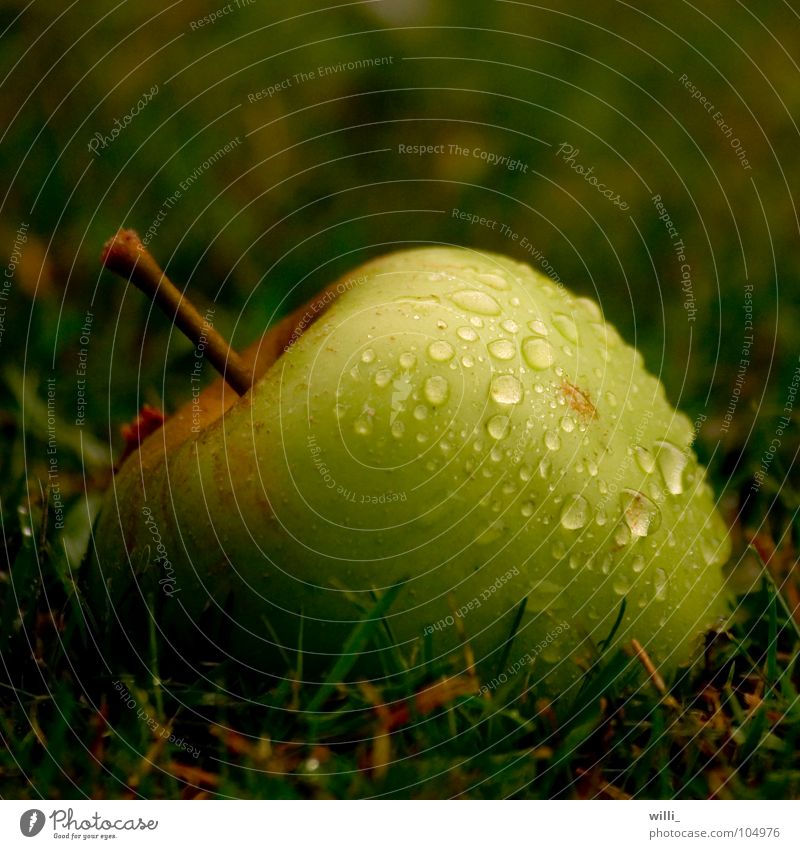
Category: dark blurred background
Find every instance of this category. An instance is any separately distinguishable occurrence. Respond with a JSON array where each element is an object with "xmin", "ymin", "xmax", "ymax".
[{"xmin": 1, "ymin": 0, "xmax": 798, "ymax": 512}]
